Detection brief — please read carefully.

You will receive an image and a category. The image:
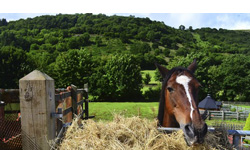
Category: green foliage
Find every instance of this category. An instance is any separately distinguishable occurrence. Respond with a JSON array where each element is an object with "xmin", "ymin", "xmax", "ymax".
[
  {"xmin": 130, "ymin": 42, "xmax": 151, "ymax": 54},
  {"xmin": 230, "ymin": 108, "xmax": 236, "ymax": 112},
  {"xmin": 210, "ymin": 55, "xmax": 250, "ymax": 101},
  {"xmin": 51, "ymin": 49, "xmax": 93, "ymax": 88},
  {"xmin": 0, "ymin": 46, "xmax": 32, "ymax": 88},
  {"xmin": 90, "ymin": 54, "xmax": 142, "ymax": 101},
  {"xmin": 143, "ymin": 85, "xmax": 161, "ymax": 101},
  {"xmin": 244, "ymin": 113, "xmax": 250, "ymax": 130}
]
